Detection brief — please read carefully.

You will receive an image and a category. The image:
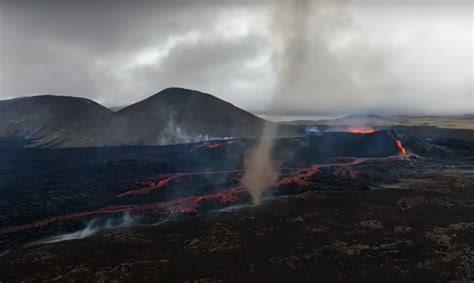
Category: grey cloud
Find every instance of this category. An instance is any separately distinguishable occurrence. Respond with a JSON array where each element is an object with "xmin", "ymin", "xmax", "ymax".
[
  {"xmin": 1, "ymin": 0, "xmax": 258, "ymax": 102},
  {"xmin": 0, "ymin": 0, "xmax": 472, "ymax": 115},
  {"xmin": 126, "ymin": 33, "xmax": 270, "ymax": 102},
  {"xmin": 267, "ymin": 0, "xmax": 472, "ymax": 115}
]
